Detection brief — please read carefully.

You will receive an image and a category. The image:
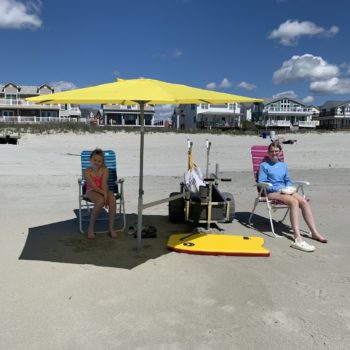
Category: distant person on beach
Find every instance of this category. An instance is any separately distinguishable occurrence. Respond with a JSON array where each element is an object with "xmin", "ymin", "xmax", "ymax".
[
  {"xmin": 83, "ymin": 148, "xmax": 117, "ymax": 239},
  {"xmin": 258, "ymin": 142, "xmax": 327, "ymax": 252}
]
